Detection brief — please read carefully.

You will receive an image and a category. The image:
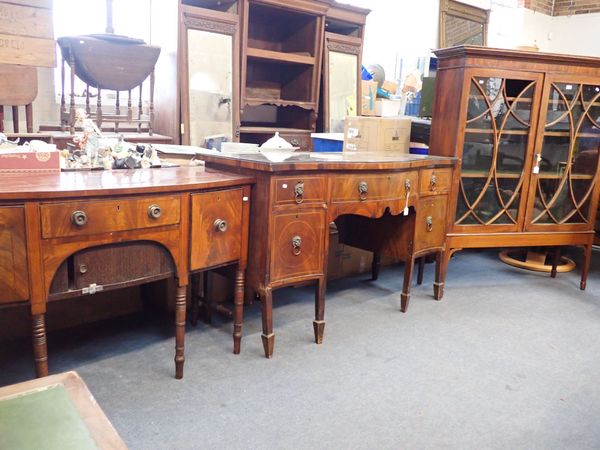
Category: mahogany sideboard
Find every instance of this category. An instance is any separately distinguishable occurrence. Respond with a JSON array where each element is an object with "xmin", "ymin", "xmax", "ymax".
[
  {"xmin": 0, "ymin": 167, "xmax": 253, "ymax": 379},
  {"xmin": 198, "ymin": 151, "xmax": 457, "ymax": 358}
]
